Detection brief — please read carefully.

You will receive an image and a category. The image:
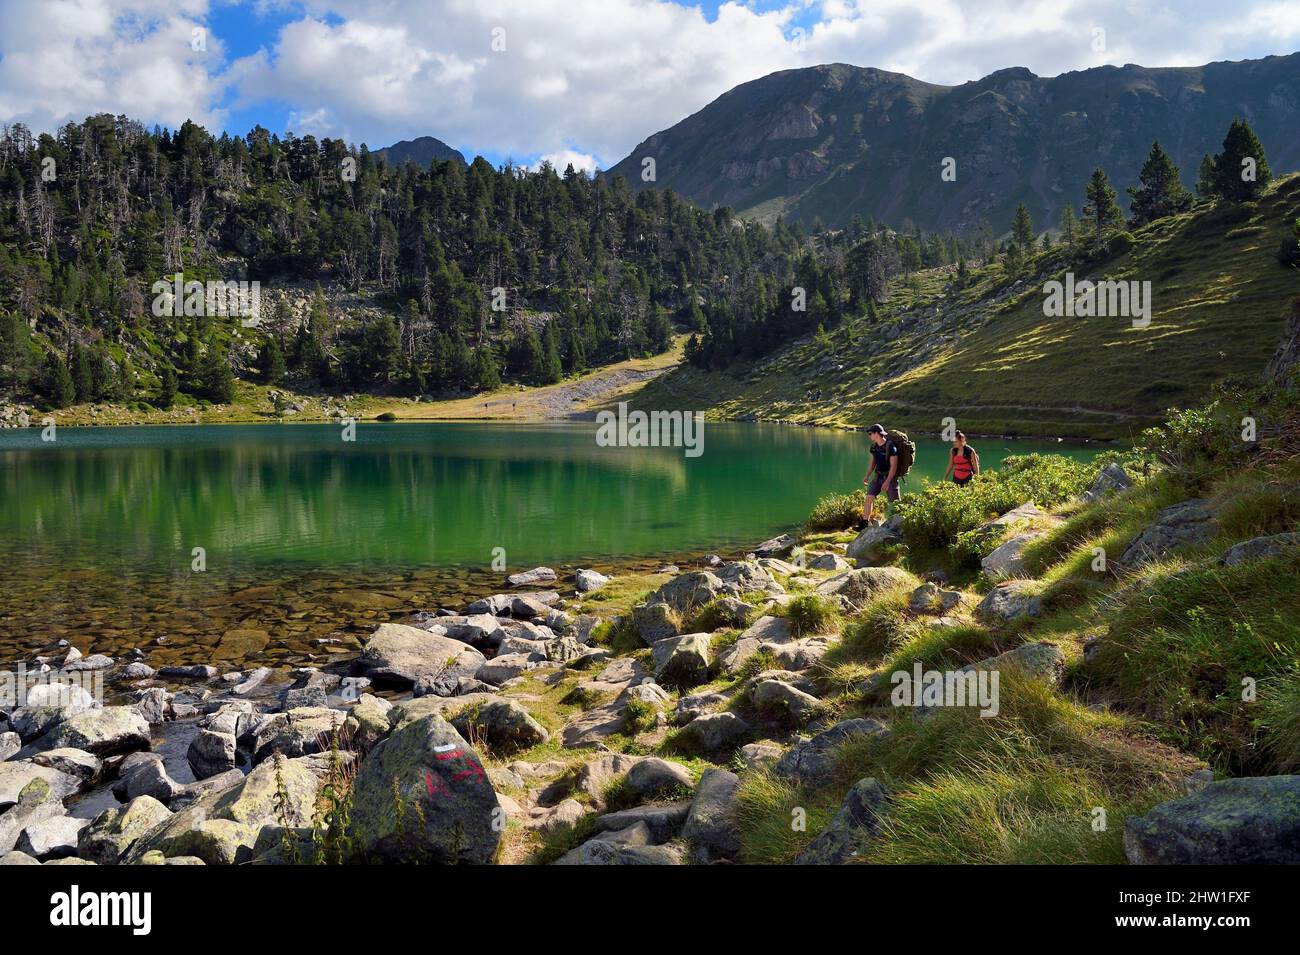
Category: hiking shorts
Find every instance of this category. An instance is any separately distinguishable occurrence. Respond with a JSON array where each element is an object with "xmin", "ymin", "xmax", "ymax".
[
  {"xmin": 868, "ymin": 474, "xmax": 900, "ymax": 501},
  {"xmin": 954, "ymin": 475, "xmax": 973, "ymax": 487}
]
